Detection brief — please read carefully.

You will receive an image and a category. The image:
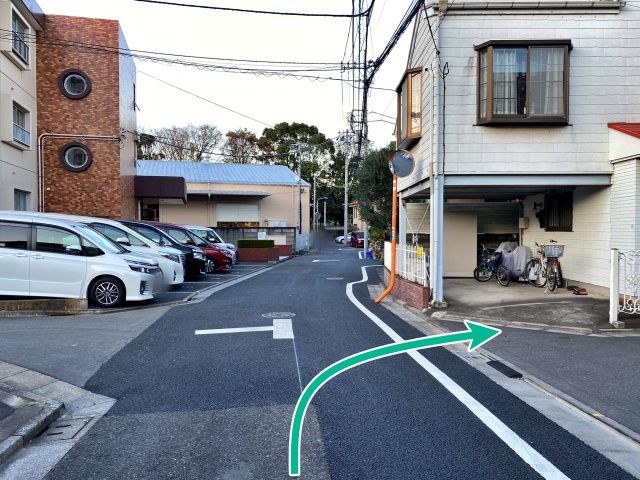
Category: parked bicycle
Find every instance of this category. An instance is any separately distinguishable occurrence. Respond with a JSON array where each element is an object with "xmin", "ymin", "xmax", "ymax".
[
  {"xmin": 473, "ymin": 244, "xmax": 510, "ymax": 286},
  {"xmin": 525, "ymin": 240, "xmax": 564, "ymax": 292}
]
